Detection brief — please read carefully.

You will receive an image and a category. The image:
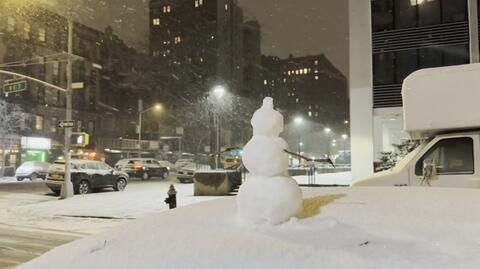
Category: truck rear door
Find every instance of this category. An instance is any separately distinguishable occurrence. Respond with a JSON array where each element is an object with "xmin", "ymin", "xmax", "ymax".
[{"xmin": 409, "ymin": 135, "xmax": 480, "ymax": 188}]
